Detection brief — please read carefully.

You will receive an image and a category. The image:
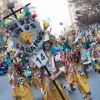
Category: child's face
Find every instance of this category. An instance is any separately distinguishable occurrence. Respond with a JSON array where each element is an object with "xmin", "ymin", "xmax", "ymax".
[
  {"xmin": 75, "ymin": 46, "xmax": 80, "ymax": 52},
  {"xmin": 10, "ymin": 53, "xmax": 14, "ymax": 58},
  {"xmin": 8, "ymin": 68, "xmax": 13, "ymax": 75}
]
